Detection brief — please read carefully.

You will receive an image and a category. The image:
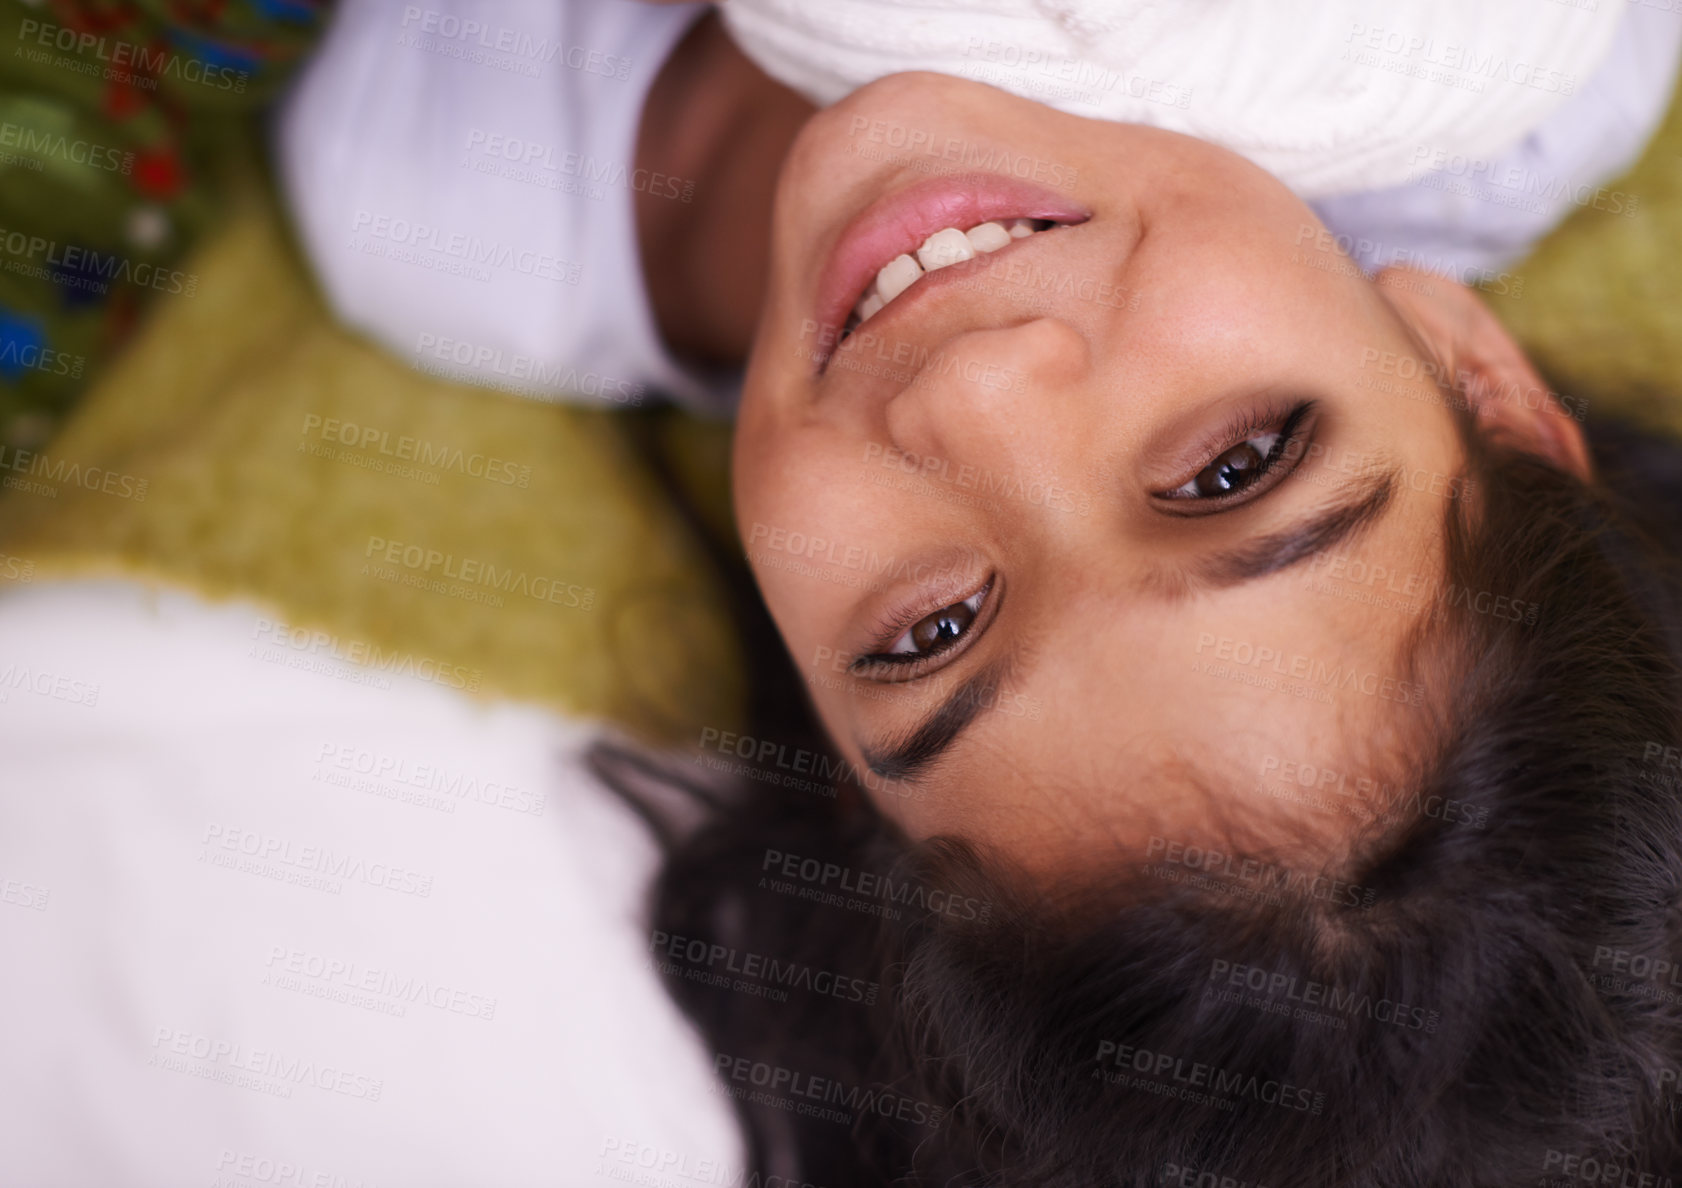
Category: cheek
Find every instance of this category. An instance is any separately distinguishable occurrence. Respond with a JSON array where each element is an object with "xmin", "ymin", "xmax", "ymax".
[
  {"xmin": 730, "ymin": 386, "xmax": 802, "ymax": 536},
  {"xmin": 733, "ymin": 432, "xmax": 870, "ymax": 673}
]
